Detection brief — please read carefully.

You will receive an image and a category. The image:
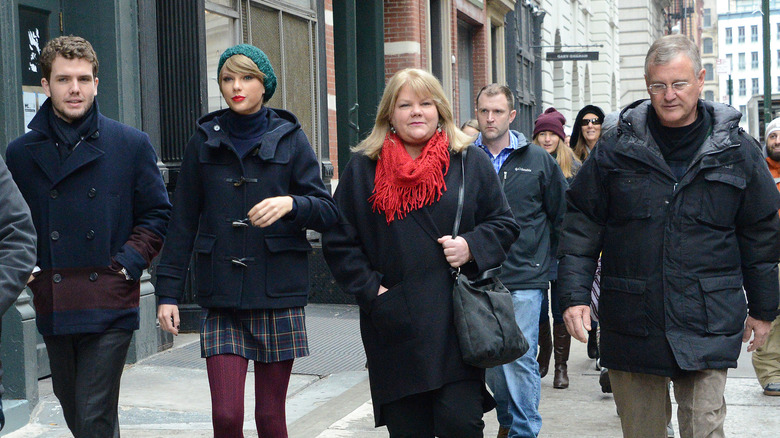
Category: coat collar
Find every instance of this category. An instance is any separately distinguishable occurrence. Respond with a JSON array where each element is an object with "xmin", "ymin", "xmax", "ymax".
[
  {"xmin": 197, "ymin": 106, "xmax": 300, "ymax": 161},
  {"xmin": 613, "ymin": 99, "xmax": 743, "ymax": 178},
  {"xmin": 24, "ymin": 99, "xmax": 105, "ymax": 186}
]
